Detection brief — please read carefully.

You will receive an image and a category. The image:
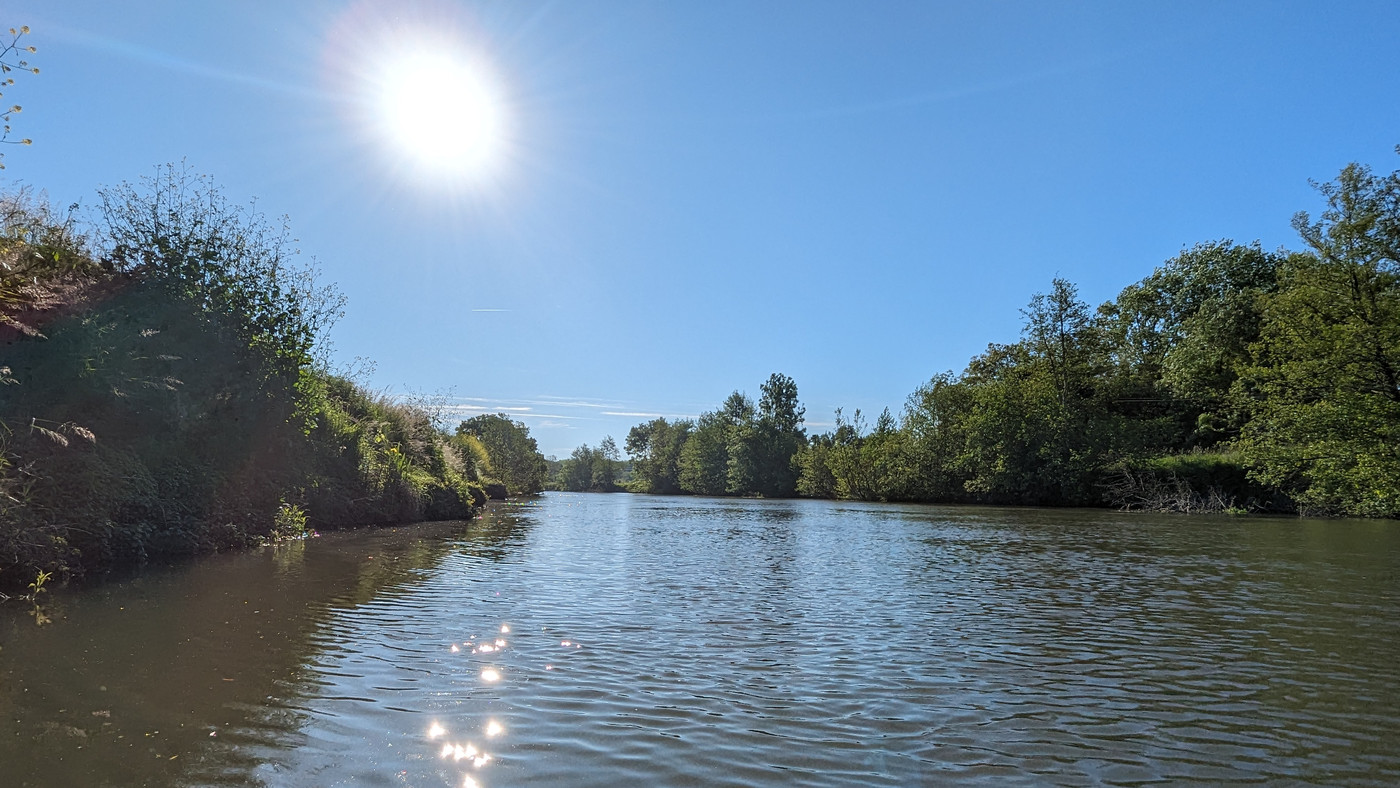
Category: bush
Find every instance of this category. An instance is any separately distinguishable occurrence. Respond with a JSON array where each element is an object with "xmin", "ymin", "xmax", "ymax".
[{"xmin": 0, "ymin": 172, "xmax": 481, "ymax": 590}]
